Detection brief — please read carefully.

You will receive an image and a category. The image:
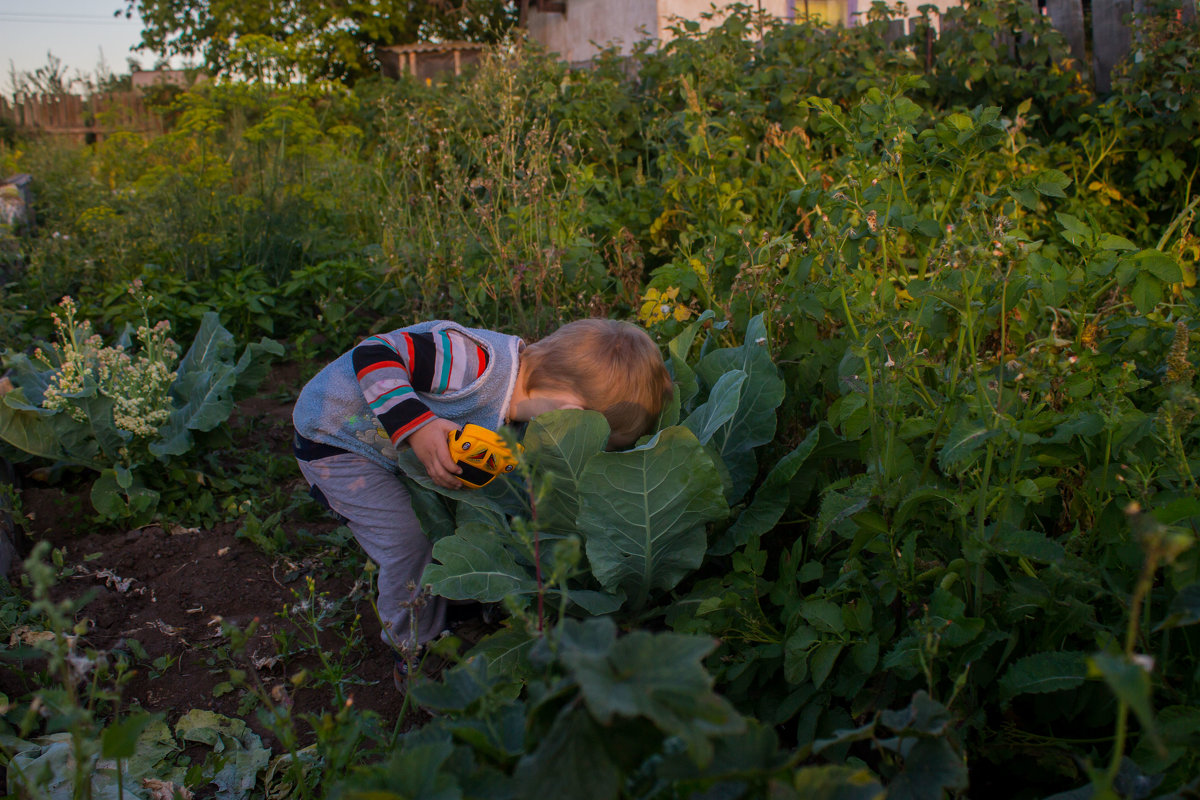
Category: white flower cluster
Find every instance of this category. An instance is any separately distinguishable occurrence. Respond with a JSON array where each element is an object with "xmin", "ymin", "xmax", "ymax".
[{"xmin": 37, "ymin": 295, "xmax": 180, "ymax": 441}]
